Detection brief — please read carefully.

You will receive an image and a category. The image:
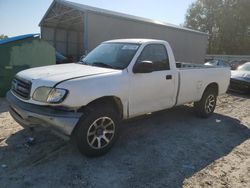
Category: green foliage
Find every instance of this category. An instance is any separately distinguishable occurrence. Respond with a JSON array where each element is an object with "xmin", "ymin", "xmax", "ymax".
[
  {"xmin": 0, "ymin": 34, "xmax": 8, "ymax": 40},
  {"xmin": 185, "ymin": 0, "xmax": 250, "ymax": 55}
]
